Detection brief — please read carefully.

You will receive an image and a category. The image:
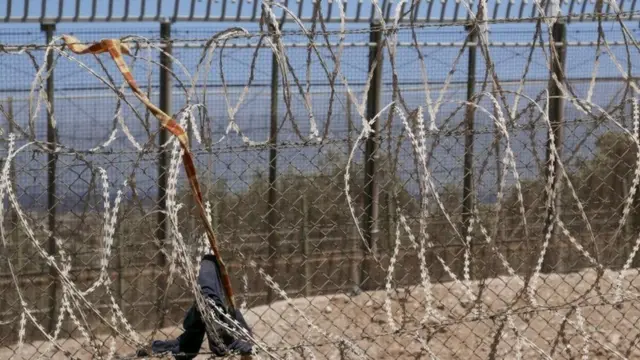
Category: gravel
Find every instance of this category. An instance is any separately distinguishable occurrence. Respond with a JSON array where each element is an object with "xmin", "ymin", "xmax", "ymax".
[{"xmin": 5, "ymin": 268, "xmax": 640, "ymax": 359}]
